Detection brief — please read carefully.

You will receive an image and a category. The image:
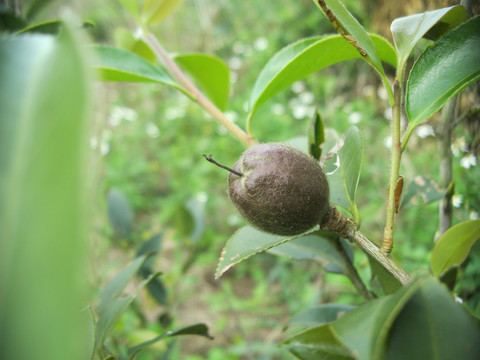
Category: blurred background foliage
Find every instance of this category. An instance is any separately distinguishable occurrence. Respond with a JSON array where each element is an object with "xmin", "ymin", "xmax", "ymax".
[{"xmin": 3, "ymin": 0, "xmax": 477, "ymax": 359}]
